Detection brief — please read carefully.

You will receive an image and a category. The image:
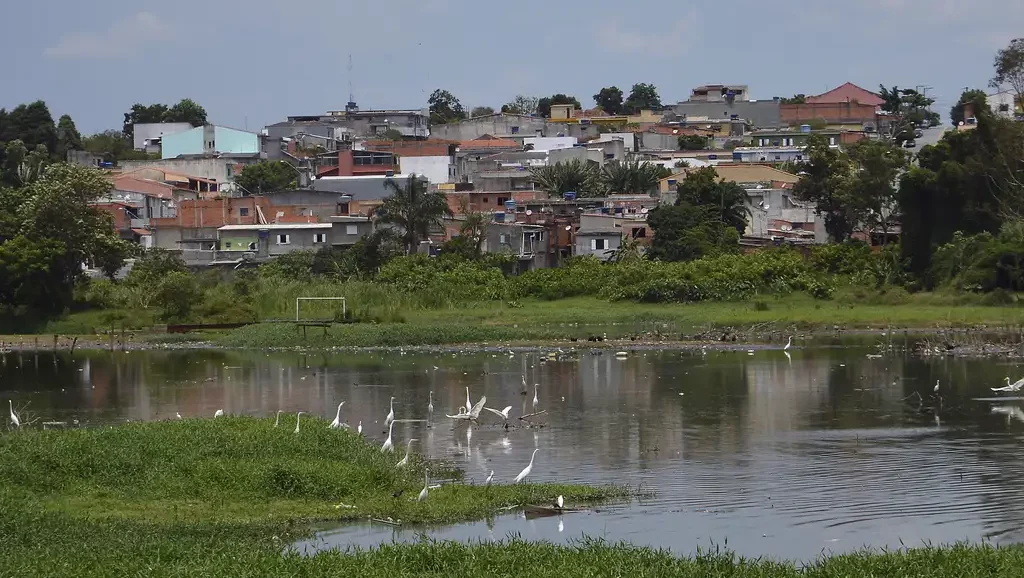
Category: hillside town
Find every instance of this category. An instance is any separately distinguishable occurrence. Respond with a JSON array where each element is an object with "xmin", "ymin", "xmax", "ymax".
[{"xmin": 59, "ymin": 79, "xmax": 1018, "ymax": 271}]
